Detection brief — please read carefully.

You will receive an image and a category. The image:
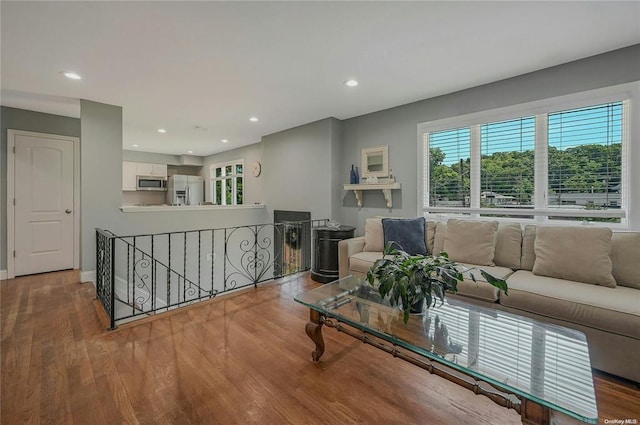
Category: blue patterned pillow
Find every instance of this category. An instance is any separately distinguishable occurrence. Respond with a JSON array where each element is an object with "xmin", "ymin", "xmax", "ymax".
[{"xmin": 382, "ymin": 217, "xmax": 427, "ymax": 255}]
